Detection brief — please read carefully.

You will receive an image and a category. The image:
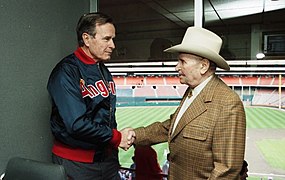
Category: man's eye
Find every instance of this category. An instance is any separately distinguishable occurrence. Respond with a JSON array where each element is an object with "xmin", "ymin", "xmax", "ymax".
[{"xmin": 104, "ymin": 37, "xmax": 112, "ymax": 41}]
